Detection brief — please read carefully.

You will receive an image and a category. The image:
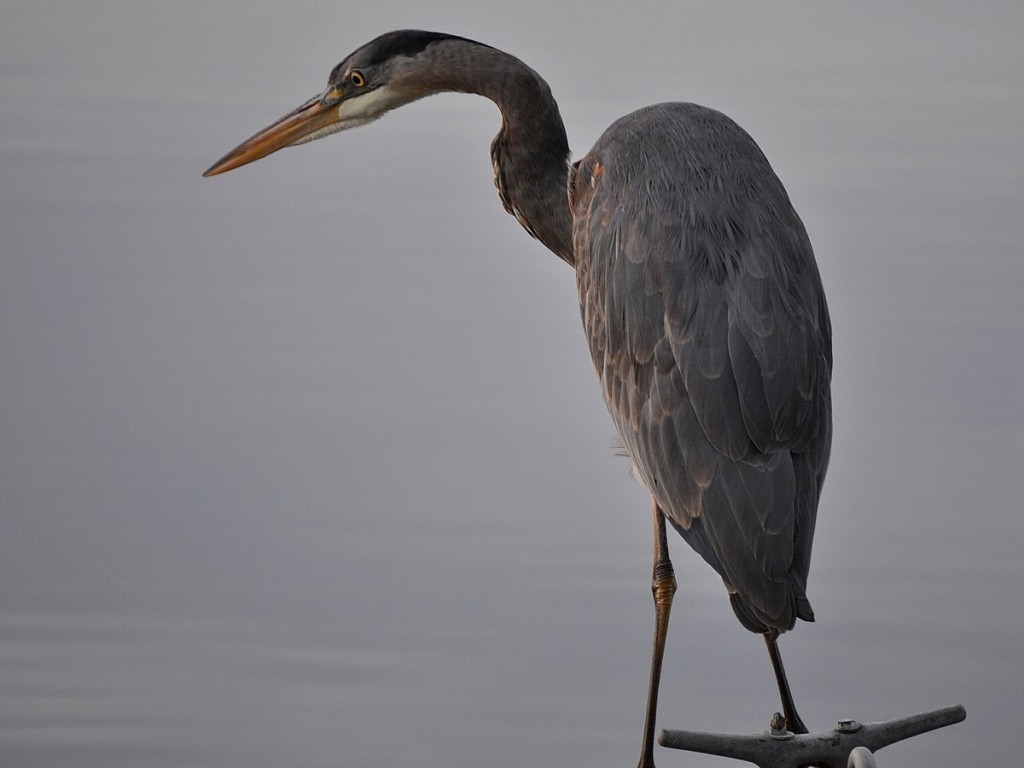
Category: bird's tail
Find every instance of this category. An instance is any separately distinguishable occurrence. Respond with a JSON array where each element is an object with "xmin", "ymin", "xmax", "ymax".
[{"xmin": 728, "ymin": 573, "xmax": 814, "ymax": 634}]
